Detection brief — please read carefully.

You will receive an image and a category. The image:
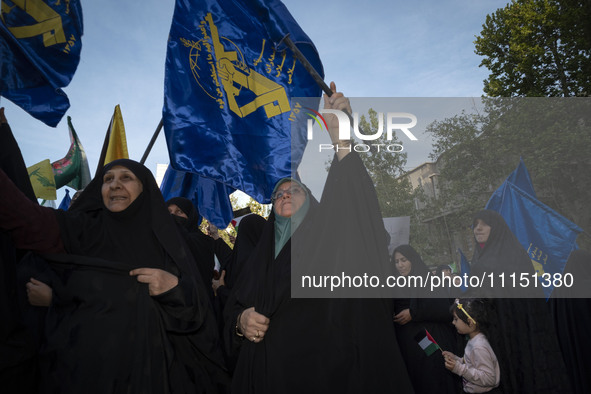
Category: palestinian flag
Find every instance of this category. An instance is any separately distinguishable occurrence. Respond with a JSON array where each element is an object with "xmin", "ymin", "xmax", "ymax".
[{"xmin": 415, "ymin": 329, "xmax": 441, "ymax": 356}]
